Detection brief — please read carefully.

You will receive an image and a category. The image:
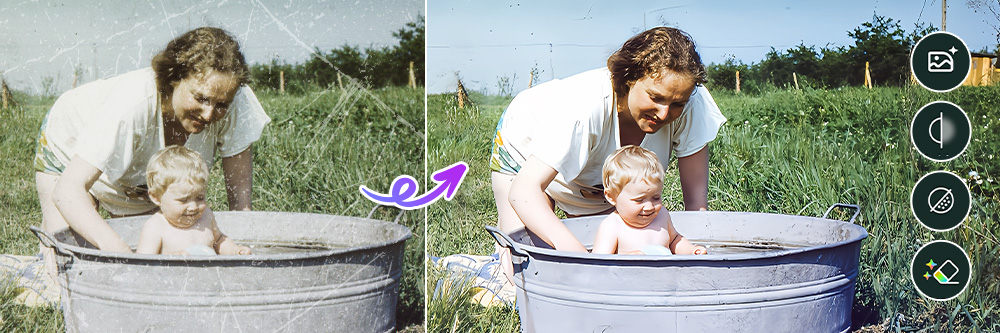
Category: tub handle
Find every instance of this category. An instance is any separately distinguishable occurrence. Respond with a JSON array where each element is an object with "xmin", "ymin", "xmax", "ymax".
[
  {"xmin": 29, "ymin": 225, "xmax": 75, "ymax": 257},
  {"xmin": 822, "ymin": 203, "xmax": 860, "ymax": 224},
  {"xmin": 484, "ymin": 225, "xmax": 529, "ymax": 257},
  {"xmin": 367, "ymin": 204, "xmax": 405, "ymax": 223}
]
